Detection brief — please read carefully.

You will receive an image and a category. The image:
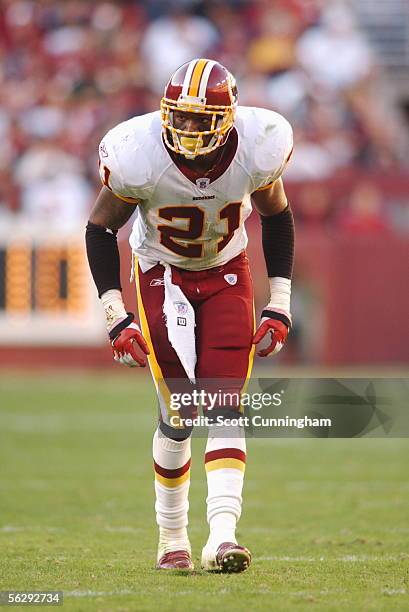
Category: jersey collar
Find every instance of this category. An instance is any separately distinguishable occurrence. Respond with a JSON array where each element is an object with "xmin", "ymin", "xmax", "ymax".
[{"xmin": 163, "ymin": 128, "xmax": 238, "ymax": 186}]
